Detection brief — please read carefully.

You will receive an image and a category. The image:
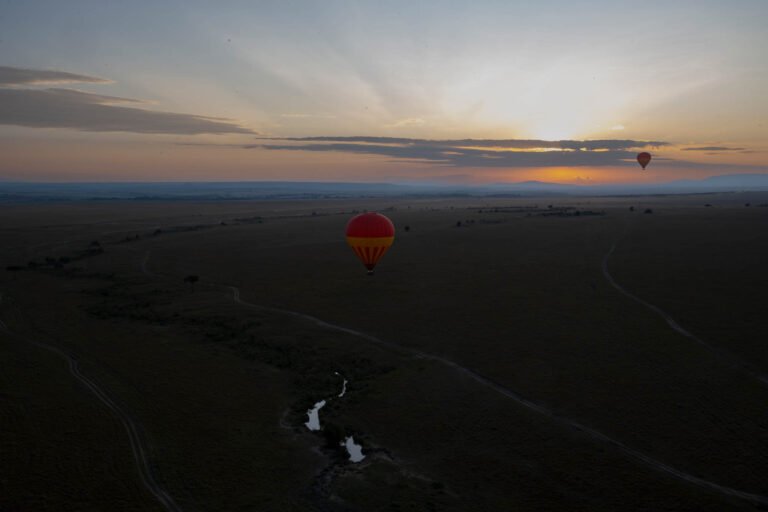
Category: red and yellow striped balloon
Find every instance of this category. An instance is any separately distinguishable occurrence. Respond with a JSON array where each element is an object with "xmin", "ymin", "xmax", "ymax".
[{"xmin": 345, "ymin": 212, "xmax": 395, "ymax": 274}]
